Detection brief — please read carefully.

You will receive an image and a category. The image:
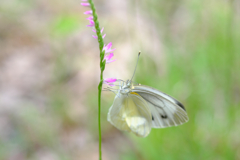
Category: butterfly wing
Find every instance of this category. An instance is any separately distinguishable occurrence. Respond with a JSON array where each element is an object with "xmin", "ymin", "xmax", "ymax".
[
  {"xmin": 108, "ymin": 93, "xmax": 152, "ymax": 137},
  {"xmin": 132, "ymin": 85, "xmax": 189, "ymax": 128},
  {"xmin": 107, "ymin": 94, "xmax": 131, "ymax": 132}
]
